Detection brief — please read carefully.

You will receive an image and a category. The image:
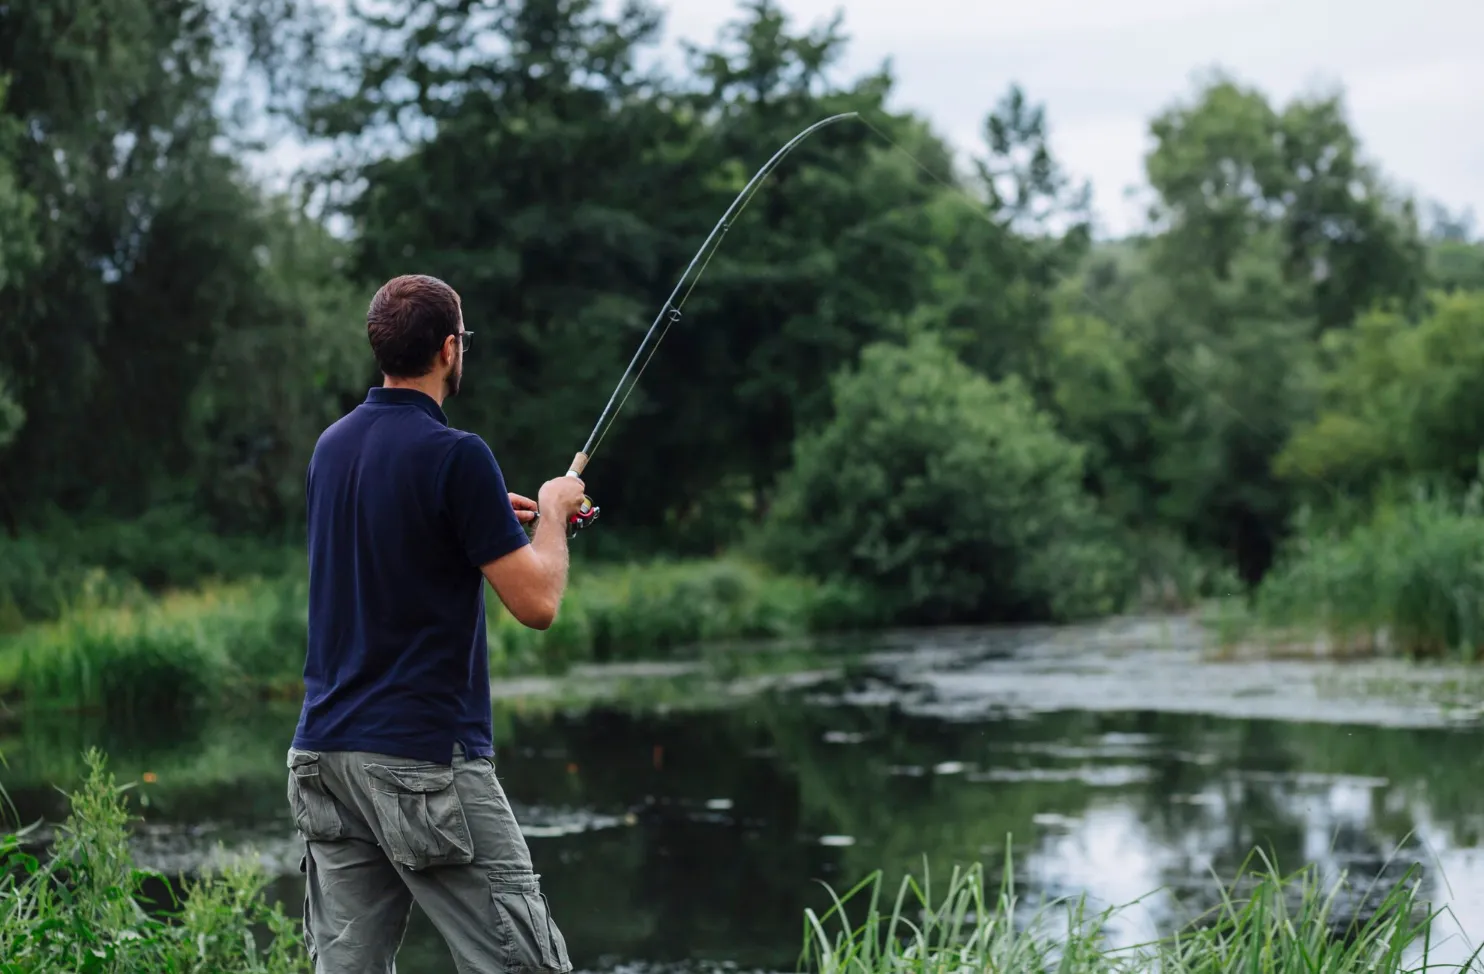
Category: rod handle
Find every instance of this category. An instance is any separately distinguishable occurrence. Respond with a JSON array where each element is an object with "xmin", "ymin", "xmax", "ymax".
[{"xmin": 566, "ymin": 452, "xmax": 589, "ymax": 478}]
